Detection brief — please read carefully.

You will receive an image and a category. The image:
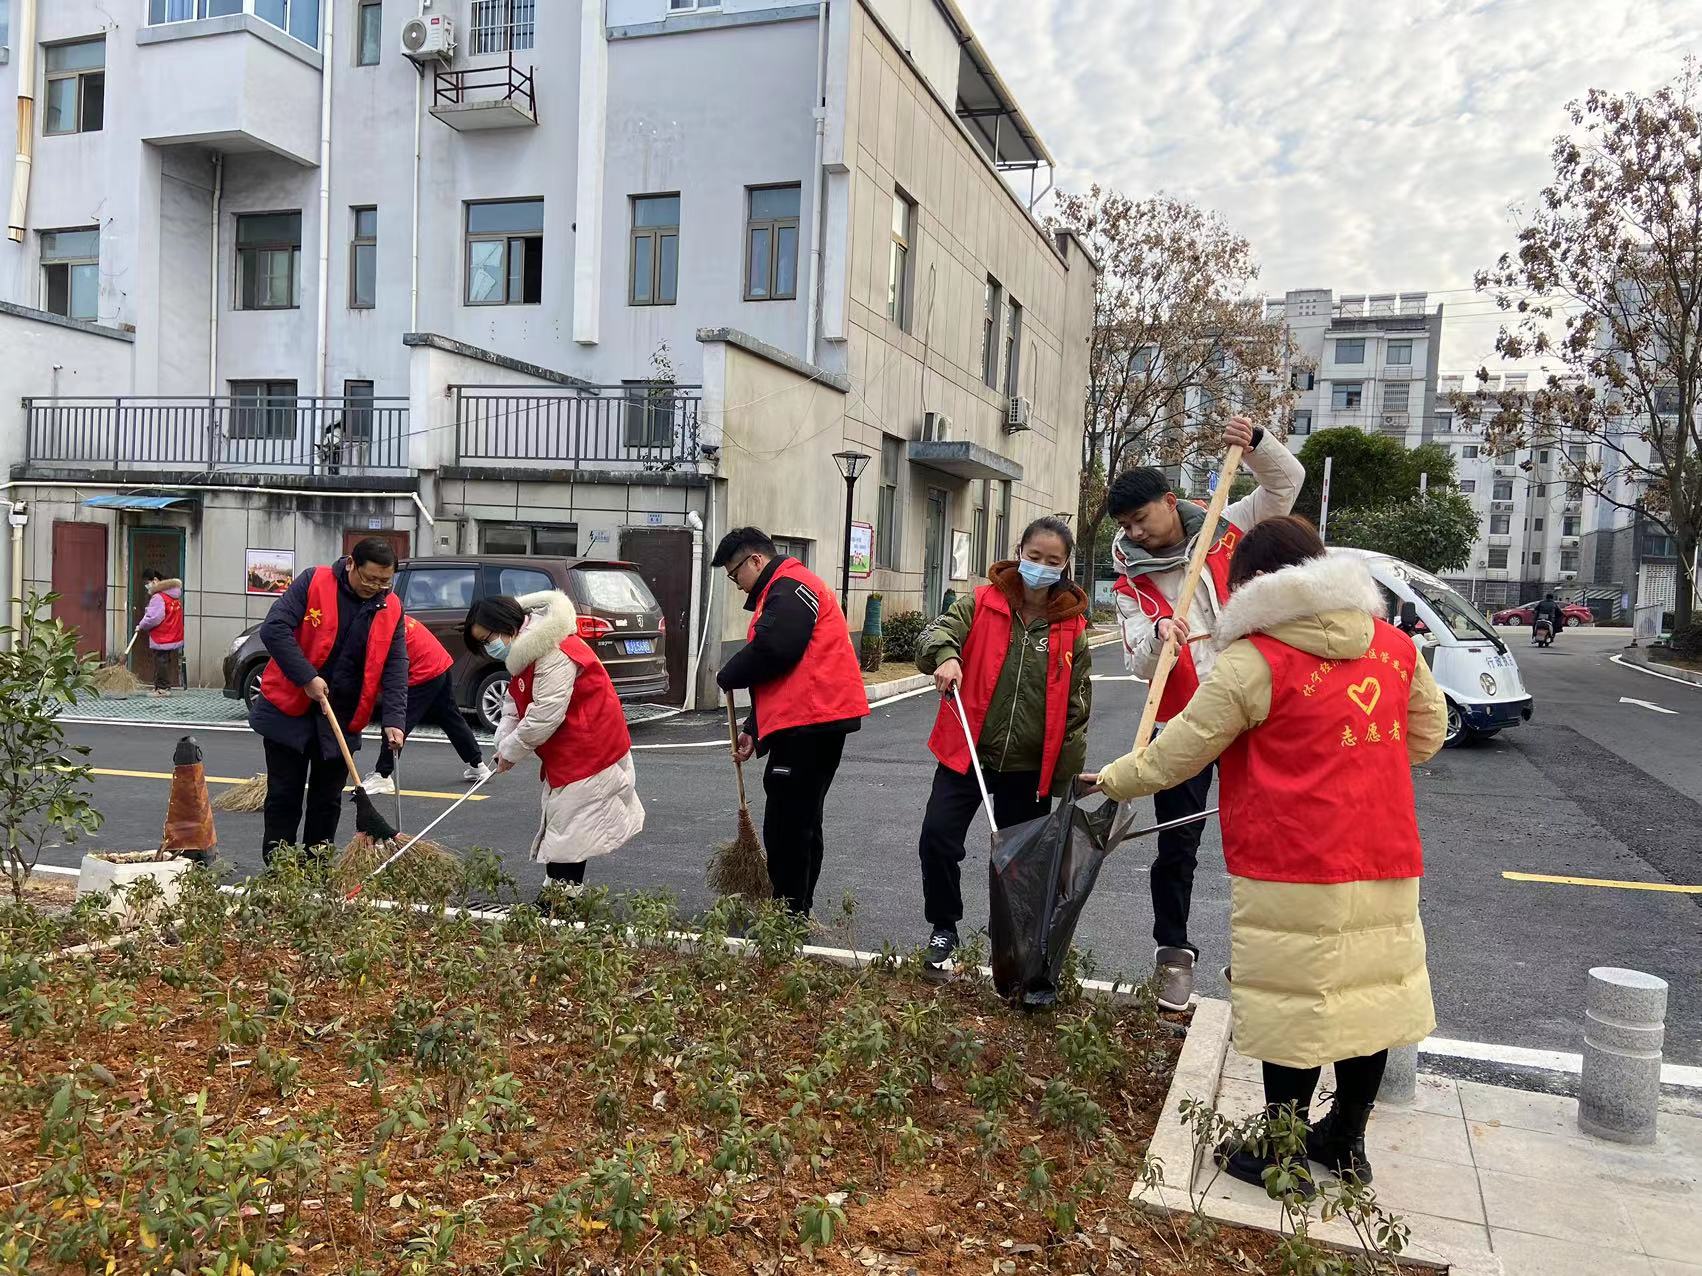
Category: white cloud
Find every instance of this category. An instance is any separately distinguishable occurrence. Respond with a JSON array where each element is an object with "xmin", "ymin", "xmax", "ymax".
[{"xmin": 965, "ymin": 0, "xmax": 1694, "ymax": 368}]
